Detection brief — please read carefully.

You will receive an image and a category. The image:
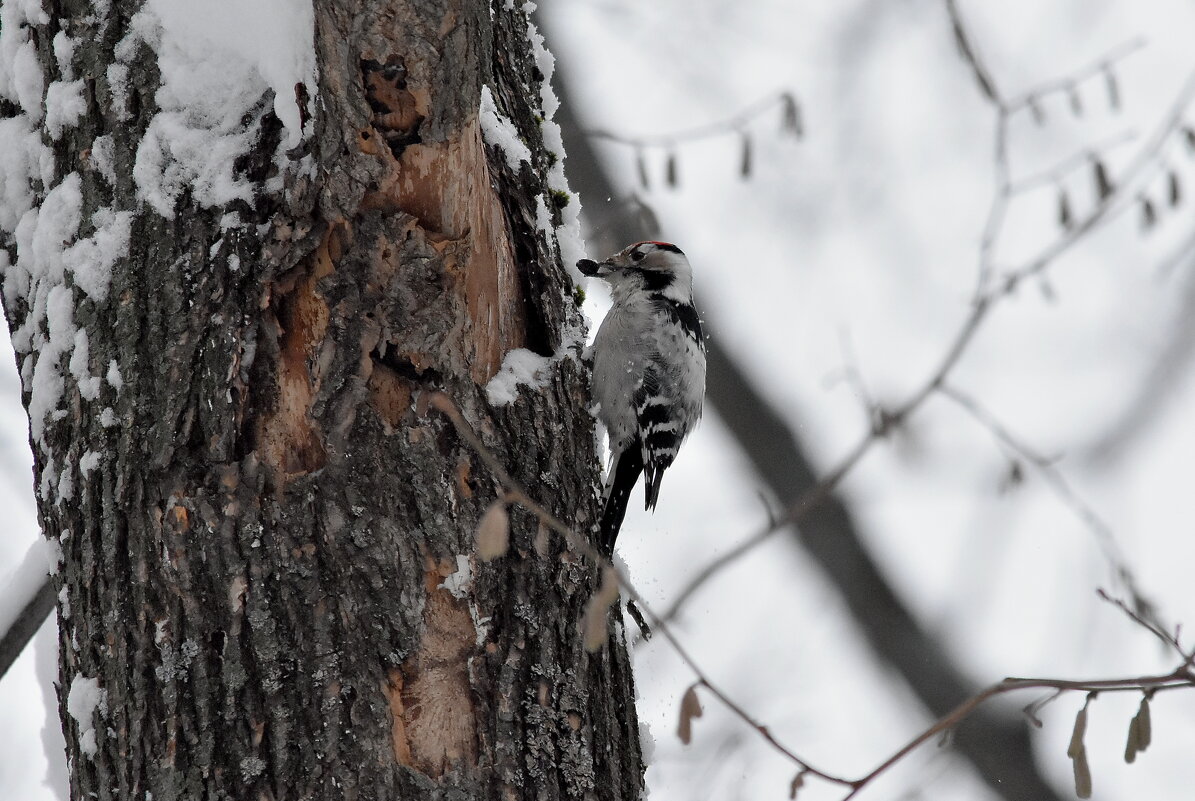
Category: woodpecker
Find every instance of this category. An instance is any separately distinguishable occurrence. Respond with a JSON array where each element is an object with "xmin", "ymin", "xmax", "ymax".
[{"xmin": 577, "ymin": 241, "xmax": 706, "ymax": 554}]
